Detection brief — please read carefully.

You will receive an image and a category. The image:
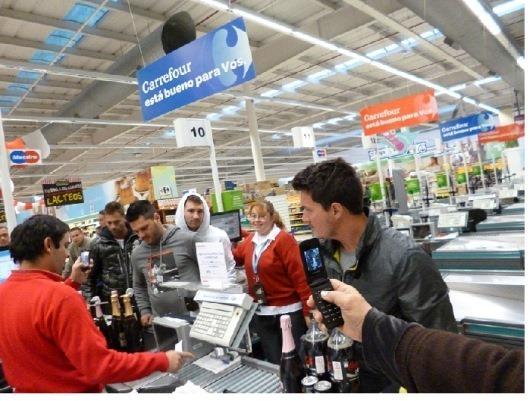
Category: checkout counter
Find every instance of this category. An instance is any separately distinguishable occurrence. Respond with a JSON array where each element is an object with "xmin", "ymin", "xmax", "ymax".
[{"xmin": 107, "ymin": 283, "xmax": 282, "ymax": 393}]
